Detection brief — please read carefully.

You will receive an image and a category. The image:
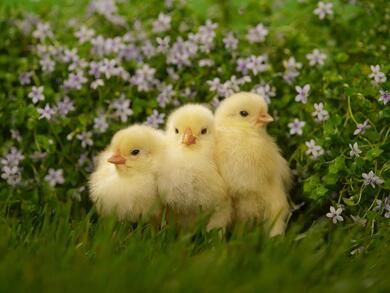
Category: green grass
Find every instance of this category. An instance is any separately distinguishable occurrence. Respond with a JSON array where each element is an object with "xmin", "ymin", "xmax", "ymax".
[{"xmin": 0, "ymin": 204, "xmax": 389, "ymax": 292}]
